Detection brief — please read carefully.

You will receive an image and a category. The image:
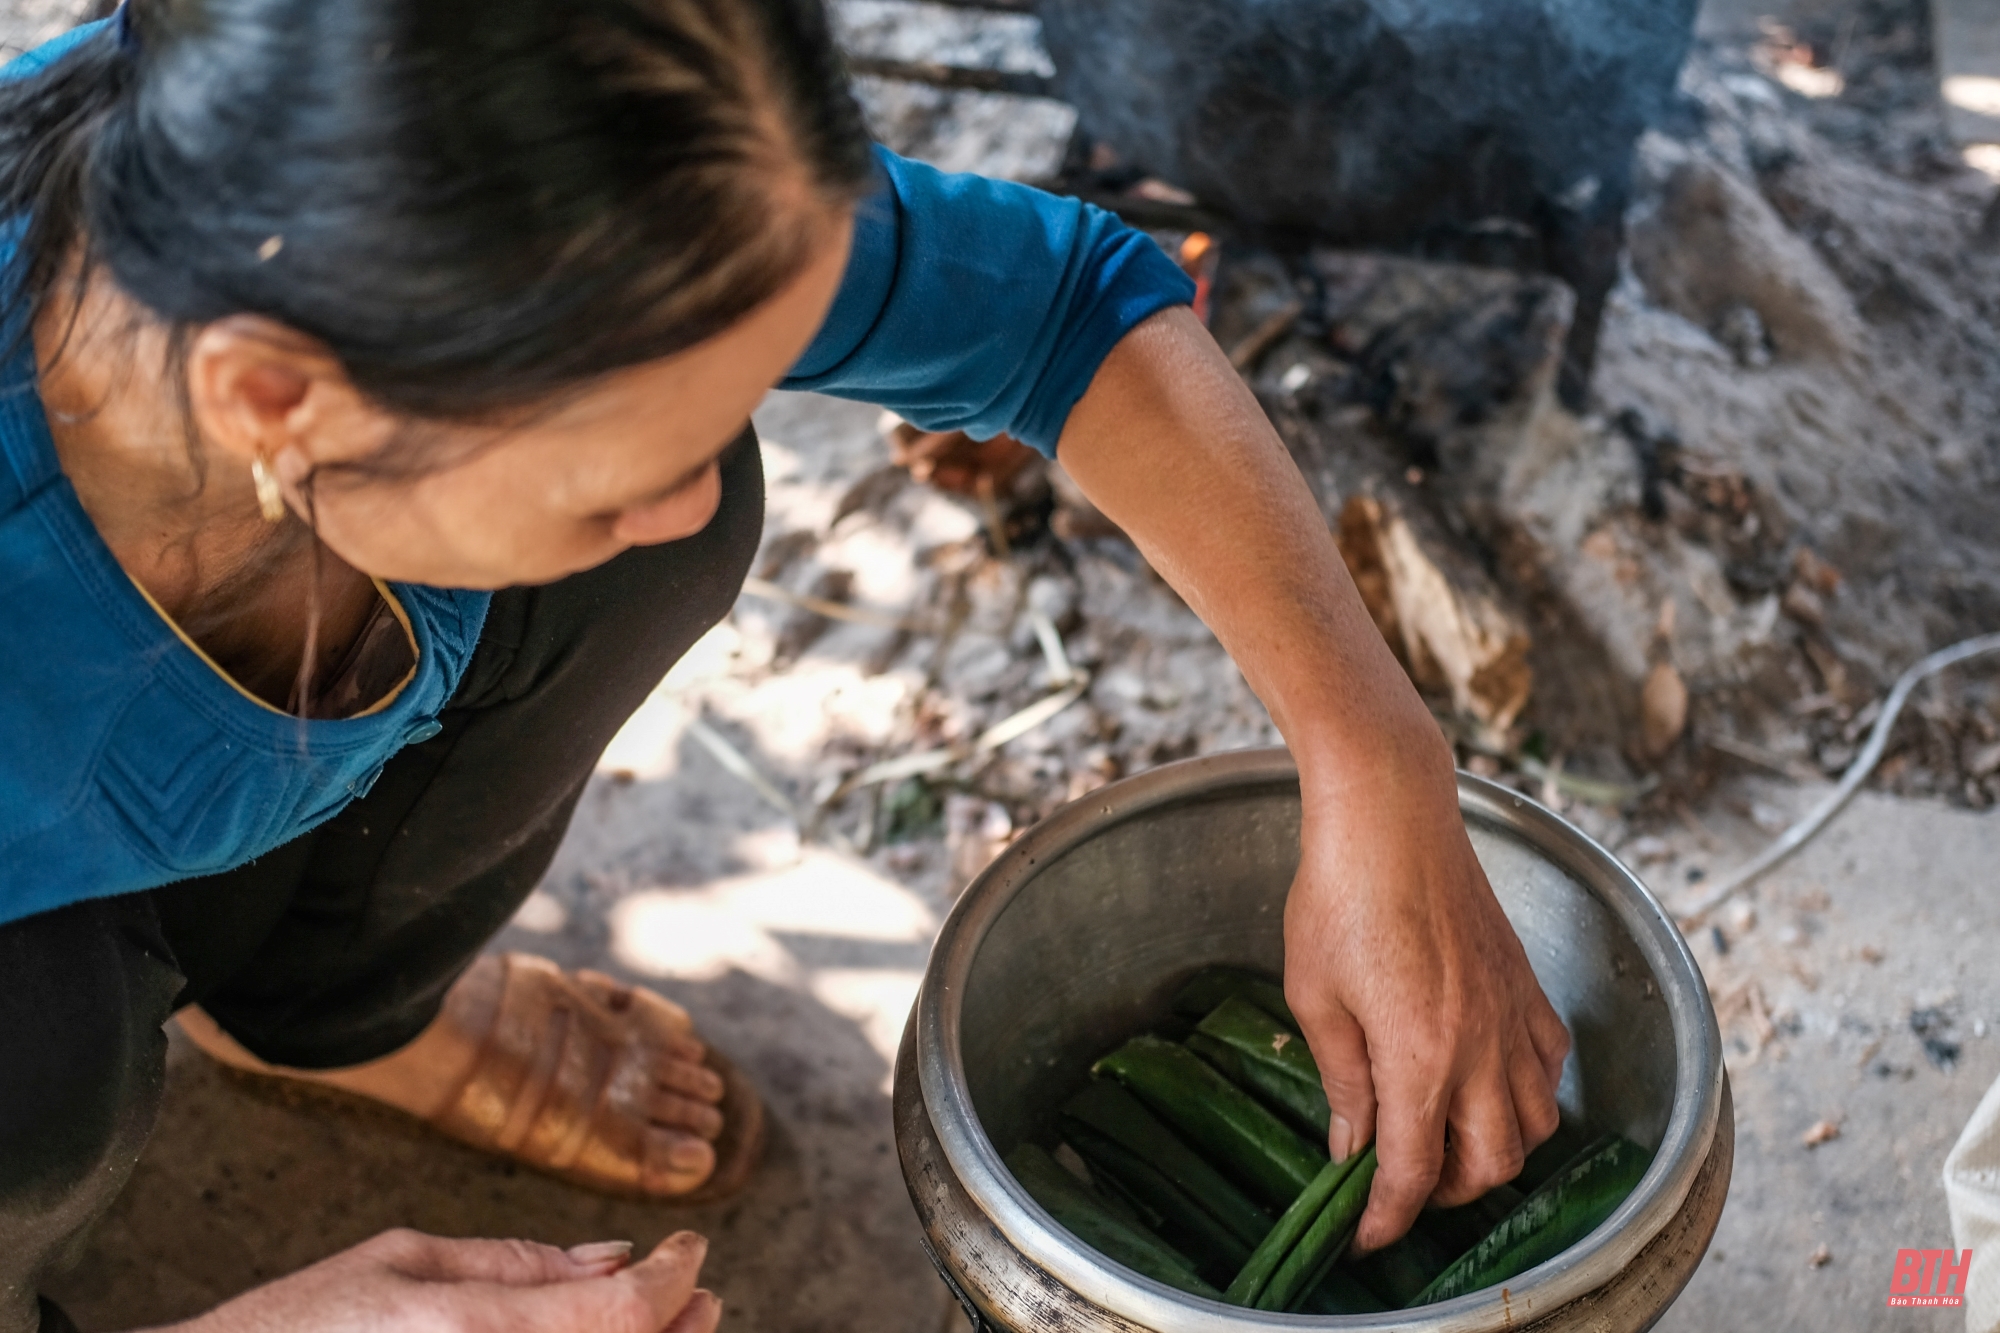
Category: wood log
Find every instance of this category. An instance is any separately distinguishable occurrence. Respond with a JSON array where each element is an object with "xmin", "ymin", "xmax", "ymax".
[{"xmin": 1336, "ymin": 492, "xmax": 1533, "ymax": 736}]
